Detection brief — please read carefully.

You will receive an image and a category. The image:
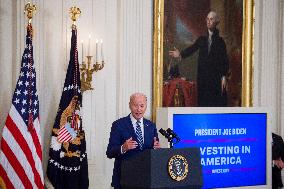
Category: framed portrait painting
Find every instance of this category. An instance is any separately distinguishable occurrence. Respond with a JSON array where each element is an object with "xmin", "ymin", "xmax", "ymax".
[{"xmin": 153, "ymin": 0, "xmax": 254, "ymax": 119}]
